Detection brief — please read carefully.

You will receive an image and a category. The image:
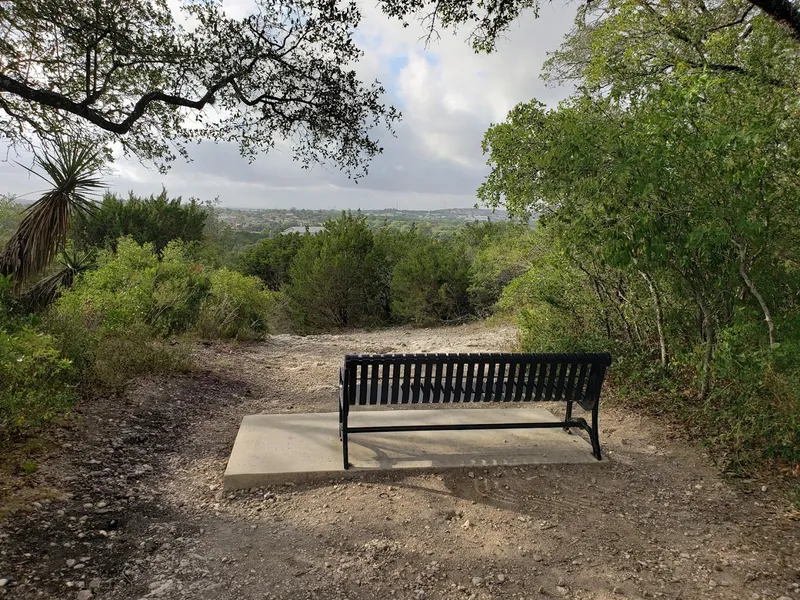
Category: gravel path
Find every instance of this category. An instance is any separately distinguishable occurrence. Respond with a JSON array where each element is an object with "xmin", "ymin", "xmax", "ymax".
[{"xmin": 1, "ymin": 322, "xmax": 798, "ymax": 600}]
